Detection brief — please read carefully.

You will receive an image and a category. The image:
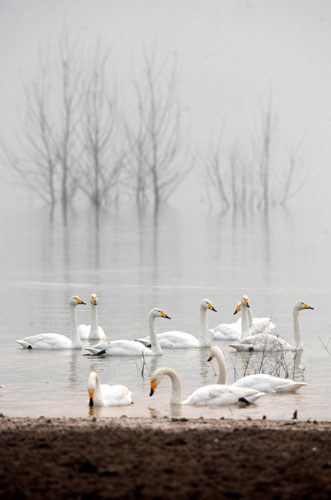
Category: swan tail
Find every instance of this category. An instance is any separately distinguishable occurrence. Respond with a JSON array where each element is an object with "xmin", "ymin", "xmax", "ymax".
[
  {"xmin": 85, "ymin": 348, "xmax": 106, "ymax": 355},
  {"xmin": 135, "ymin": 339, "xmax": 151, "ymax": 348},
  {"xmin": 228, "ymin": 343, "xmax": 252, "ymax": 352},
  {"xmin": 275, "ymin": 382, "xmax": 307, "ymax": 393},
  {"xmin": 238, "ymin": 397, "xmax": 251, "ymax": 406}
]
